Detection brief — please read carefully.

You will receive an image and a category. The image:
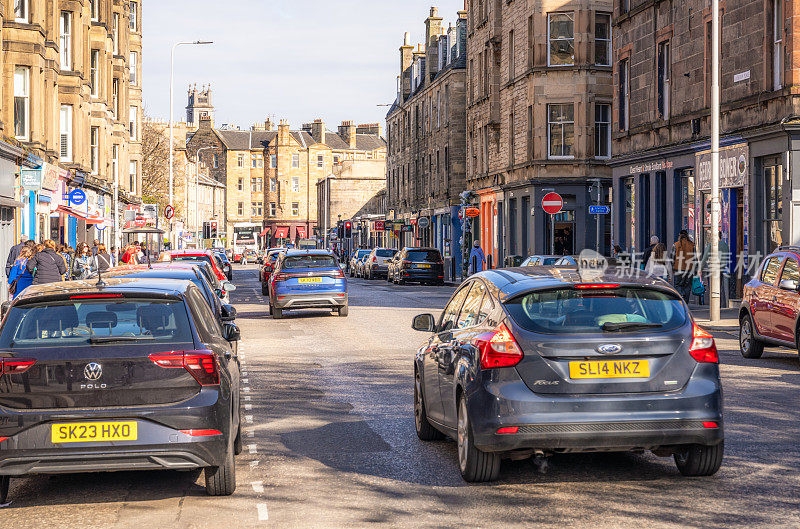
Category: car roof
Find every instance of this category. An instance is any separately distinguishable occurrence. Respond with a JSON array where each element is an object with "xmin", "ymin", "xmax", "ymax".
[
  {"xmin": 403, "ymin": 247, "xmax": 439, "ymax": 251},
  {"xmin": 164, "ymin": 249, "xmax": 212, "ymax": 256},
  {"xmin": 473, "ymin": 266, "xmax": 676, "ymax": 302},
  {"xmin": 285, "ymin": 249, "xmax": 334, "ymax": 257},
  {"xmin": 100, "ymin": 266, "xmax": 201, "ymax": 281},
  {"xmin": 15, "ymin": 277, "xmax": 194, "ymax": 302}
]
